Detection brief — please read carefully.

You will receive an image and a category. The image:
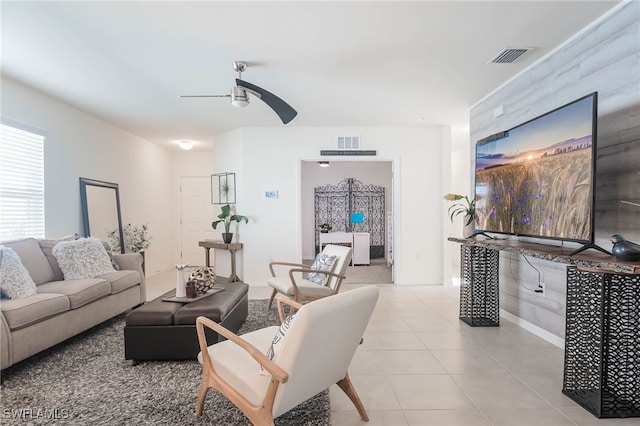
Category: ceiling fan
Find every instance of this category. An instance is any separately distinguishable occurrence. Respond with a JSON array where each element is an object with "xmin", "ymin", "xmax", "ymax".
[{"xmin": 180, "ymin": 61, "xmax": 297, "ymax": 124}]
